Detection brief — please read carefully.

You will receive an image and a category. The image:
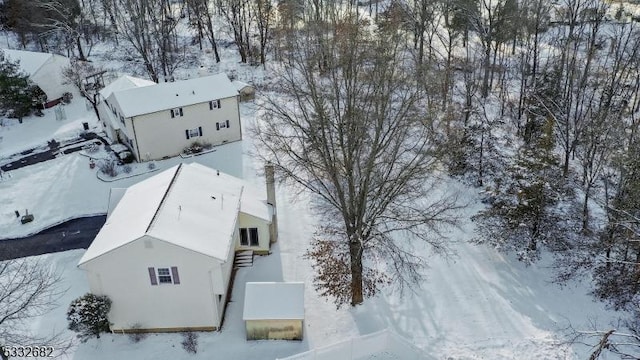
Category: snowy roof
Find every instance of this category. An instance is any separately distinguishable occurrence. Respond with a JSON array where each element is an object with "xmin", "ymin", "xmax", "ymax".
[
  {"xmin": 243, "ymin": 282, "xmax": 305, "ymax": 320},
  {"xmin": 99, "ymin": 75, "xmax": 155, "ymax": 99},
  {"xmin": 112, "ymin": 73, "xmax": 239, "ymax": 118},
  {"xmin": 1, "ymin": 49, "xmax": 71, "ymax": 99},
  {"xmin": 2, "ymin": 49, "xmax": 53, "ymax": 75},
  {"xmin": 78, "ymin": 162, "xmax": 271, "ymax": 265},
  {"xmin": 232, "ymin": 80, "xmax": 254, "ymax": 91},
  {"xmin": 106, "ymin": 188, "xmax": 126, "ymax": 219}
]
